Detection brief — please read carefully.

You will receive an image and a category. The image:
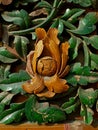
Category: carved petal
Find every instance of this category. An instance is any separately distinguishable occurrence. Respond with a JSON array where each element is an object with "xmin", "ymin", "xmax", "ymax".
[
  {"xmin": 44, "ymin": 74, "xmax": 69, "ymax": 93},
  {"xmin": 36, "ymin": 90, "xmax": 55, "ymax": 98},
  {"xmin": 26, "ymin": 51, "xmax": 34, "ymax": 77},
  {"xmin": 59, "ymin": 42, "xmax": 70, "ymax": 76},
  {"xmin": 32, "ymin": 40, "xmax": 44, "ymax": 73},
  {"xmin": 35, "ymin": 28, "xmax": 47, "ymax": 40},
  {"xmin": 49, "ymin": 39, "xmax": 61, "ymax": 73},
  {"xmin": 22, "ymin": 74, "xmax": 45, "ymax": 94},
  {"xmin": 47, "ymin": 28, "xmax": 60, "ymax": 45},
  {"xmin": 37, "ymin": 56, "xmax": 57, "ymax": 76},
  {"xmin": 59, "ymin": 65, "xmax": 70, "ymax": 78},
  {"xmin": 41, "ymin": 37, "xmax": 52, "ymax": 56}
]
